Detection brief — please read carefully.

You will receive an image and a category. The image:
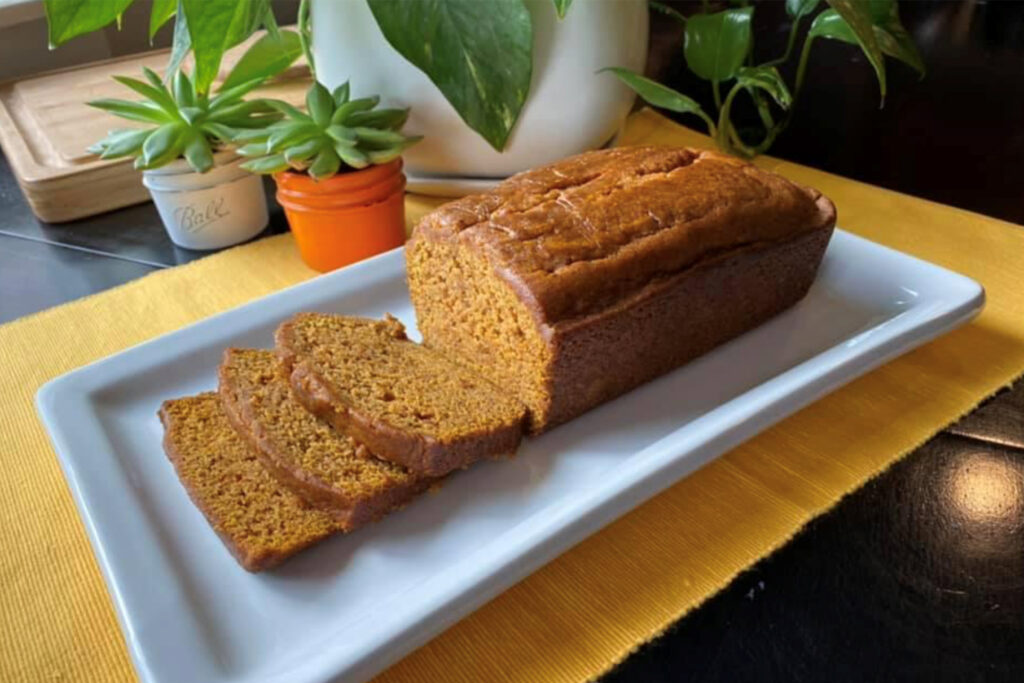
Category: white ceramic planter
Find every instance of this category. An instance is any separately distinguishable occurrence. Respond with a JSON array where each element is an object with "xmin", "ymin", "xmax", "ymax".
[
  {"xmin": 142, "ymin": 151, "xmax": 268, "ymax": 250},
  {"xmin": 311, "ymin": 0, "xmax": 649, "ymax": 179}
]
